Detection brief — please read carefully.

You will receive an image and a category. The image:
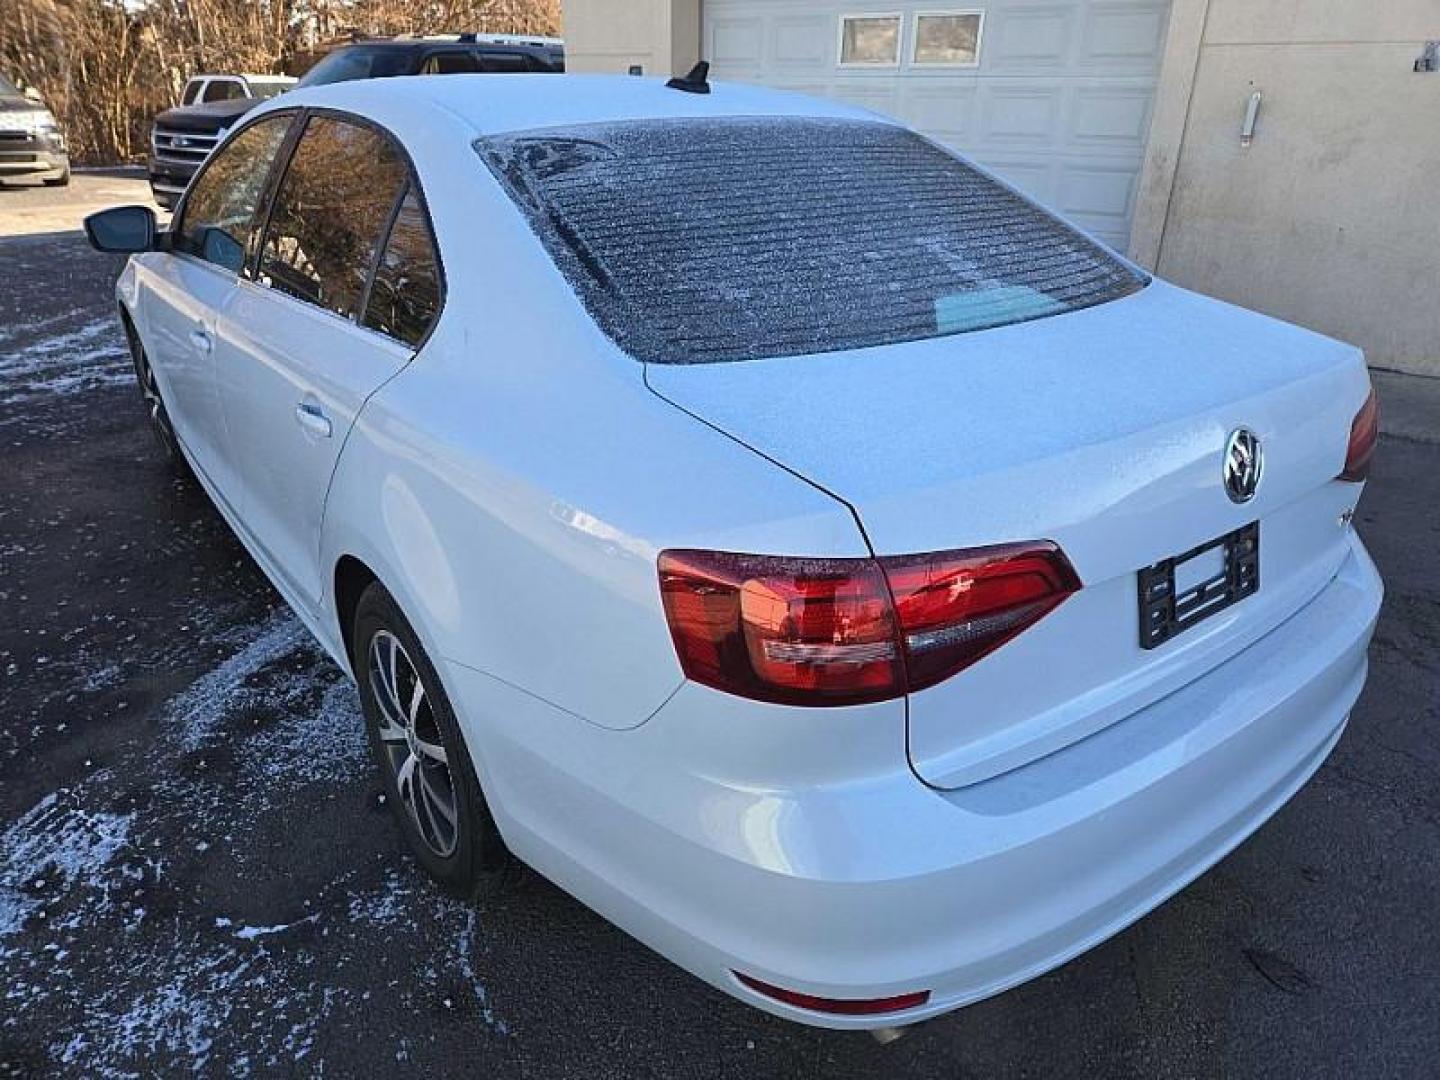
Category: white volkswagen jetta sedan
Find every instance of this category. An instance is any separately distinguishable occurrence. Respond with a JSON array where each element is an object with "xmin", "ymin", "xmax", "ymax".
[{"xmin": 84, "ymin": 71, "xmax": 1382, "ymax": 1028}]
